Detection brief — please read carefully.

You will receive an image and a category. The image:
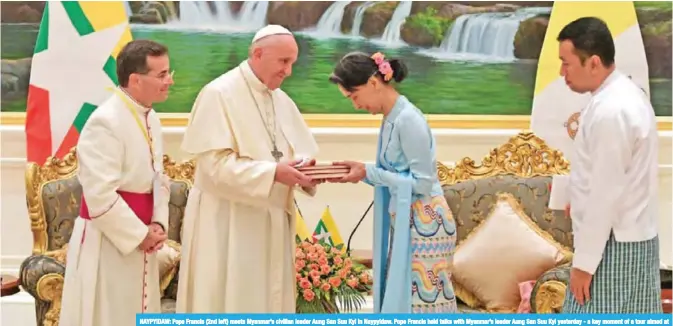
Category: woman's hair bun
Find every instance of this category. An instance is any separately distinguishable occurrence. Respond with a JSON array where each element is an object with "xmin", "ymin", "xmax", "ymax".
[{"xmin": 388, "ymin": 58, "xmax": 408, "ymax": 83}]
